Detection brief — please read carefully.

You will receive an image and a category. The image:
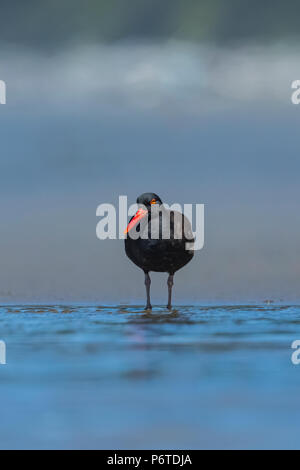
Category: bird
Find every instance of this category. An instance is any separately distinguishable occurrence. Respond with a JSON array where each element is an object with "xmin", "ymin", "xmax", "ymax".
[{"xmin": 124, "ymin": 193, "xmax": 194, "ymax": 310}]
